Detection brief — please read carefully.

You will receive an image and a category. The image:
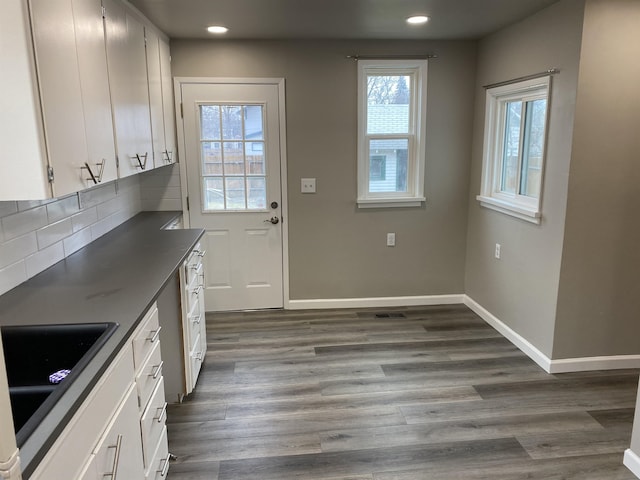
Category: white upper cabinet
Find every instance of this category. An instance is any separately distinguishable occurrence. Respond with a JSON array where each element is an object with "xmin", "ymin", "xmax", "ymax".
[
  {"xmin": 160, "ymin": 38, "xmax": 178, "ymax": 165},
  {"xmin": 0, "ymin": 0, "xmax": 117, "ymax": 200},
  {"xmin": 104, "ymin": 0, "xmax": 153, "ymax": 178},
  {"xmin": 145, "ymin": 28, "xmax": 164, "ymax": 170},
  {"xmin": 146, "ymin": 30, "xmax": 177, "ymax": 168}
]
